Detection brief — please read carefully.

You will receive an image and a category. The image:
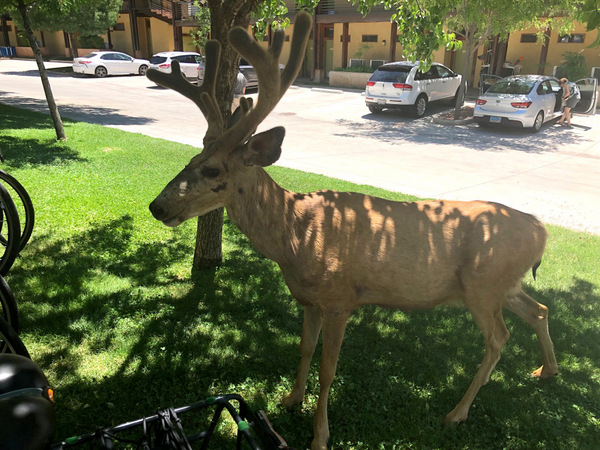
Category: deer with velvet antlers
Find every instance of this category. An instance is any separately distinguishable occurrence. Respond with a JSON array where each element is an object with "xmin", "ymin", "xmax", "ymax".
[{"xmin": 147, "ymin": 12, "xmax": 557, "ymax": 450}]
